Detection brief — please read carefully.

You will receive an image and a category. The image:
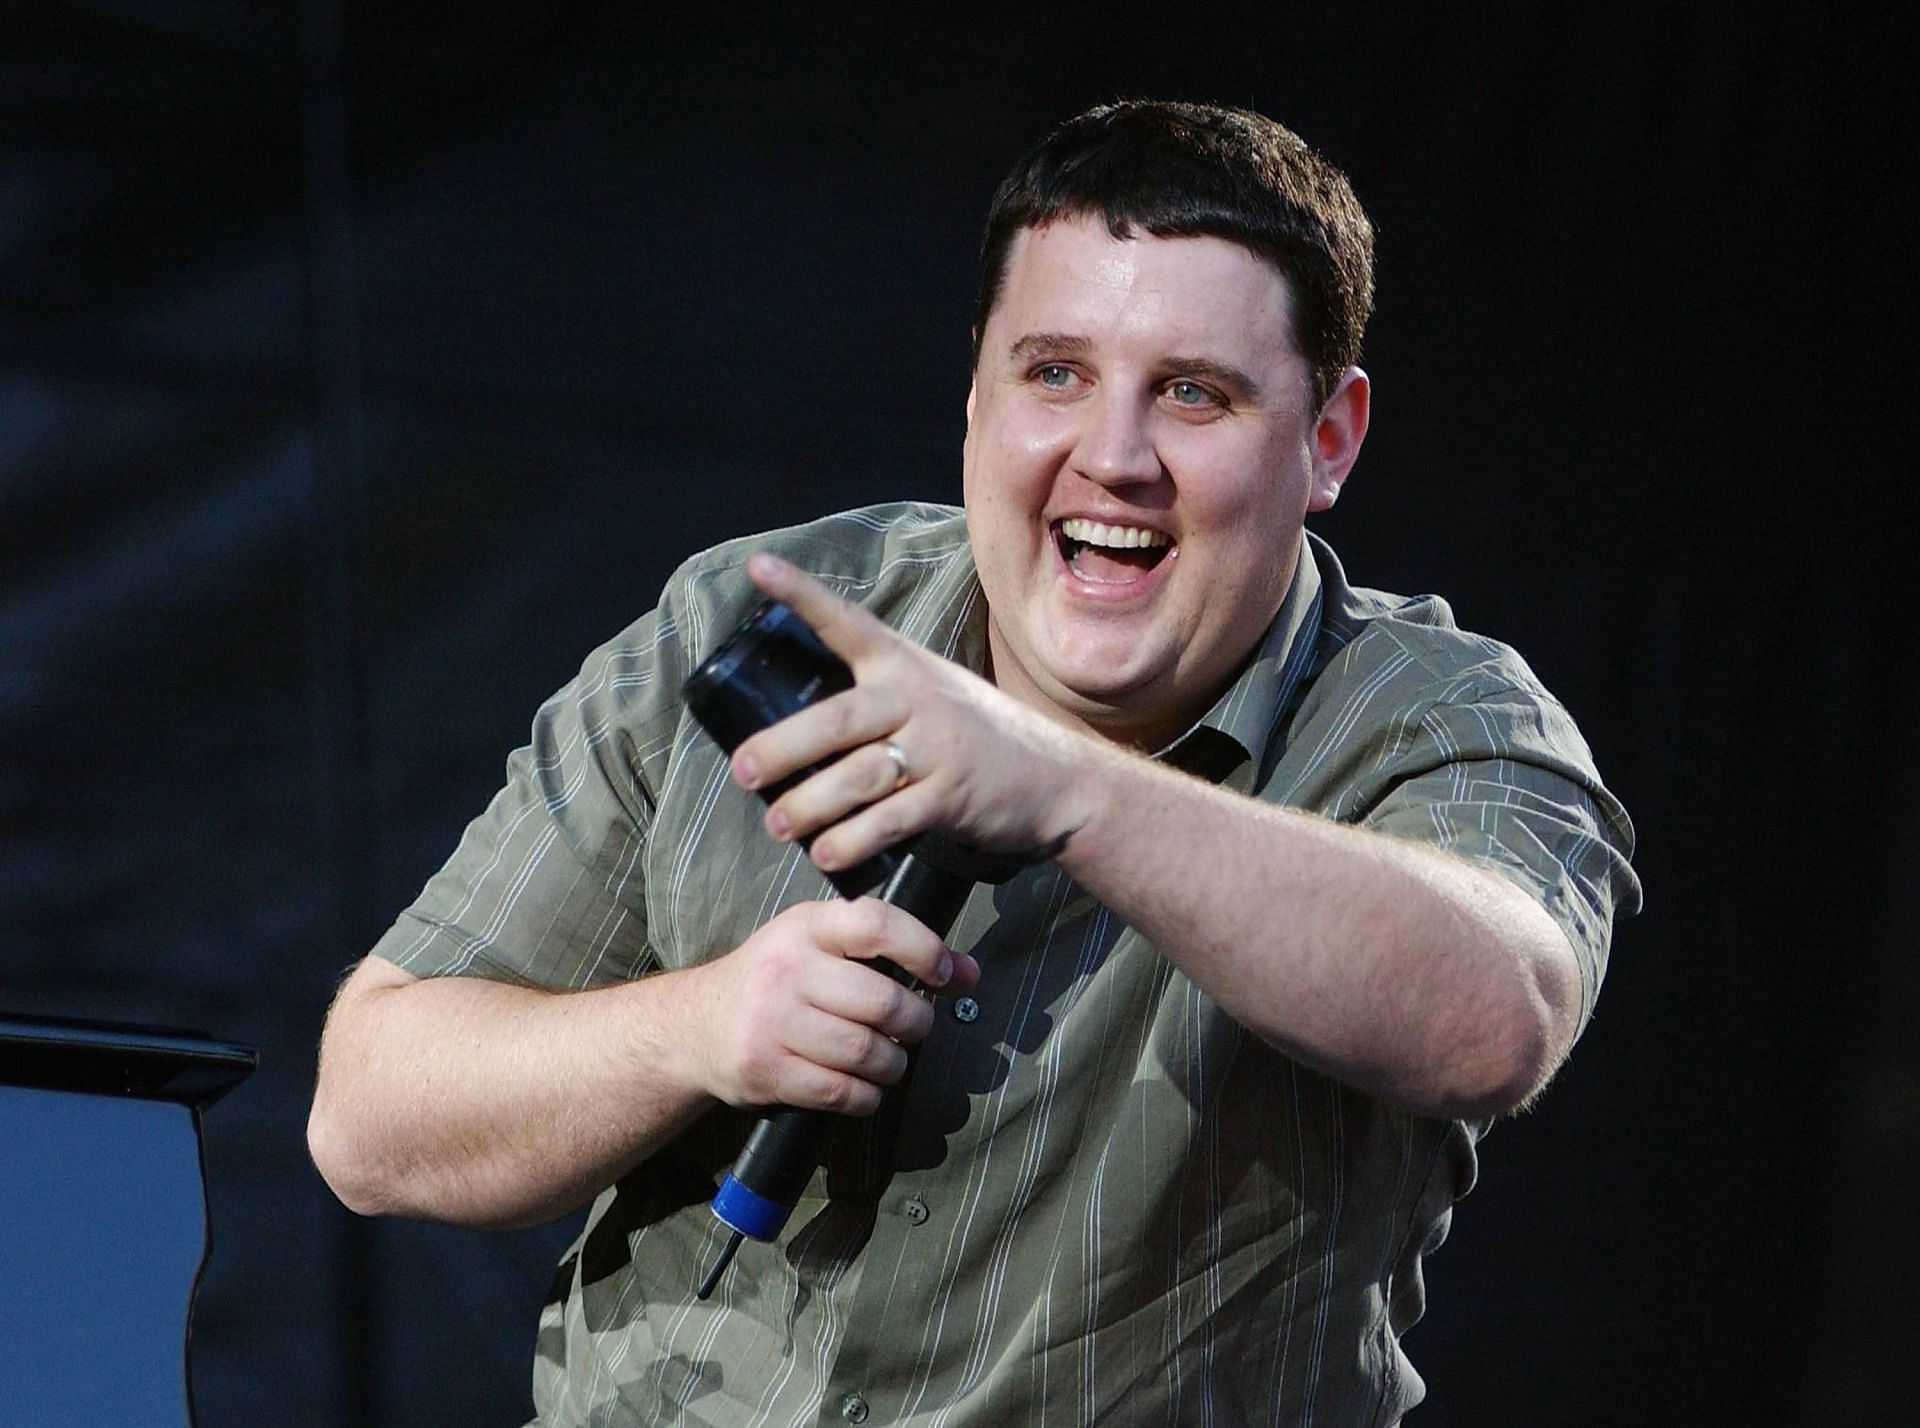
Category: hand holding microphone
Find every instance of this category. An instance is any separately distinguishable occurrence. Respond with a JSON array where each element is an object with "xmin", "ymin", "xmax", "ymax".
[{"xmin": 684, "ymin": 593, "xmax": 1057, "ymax": 1298}]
